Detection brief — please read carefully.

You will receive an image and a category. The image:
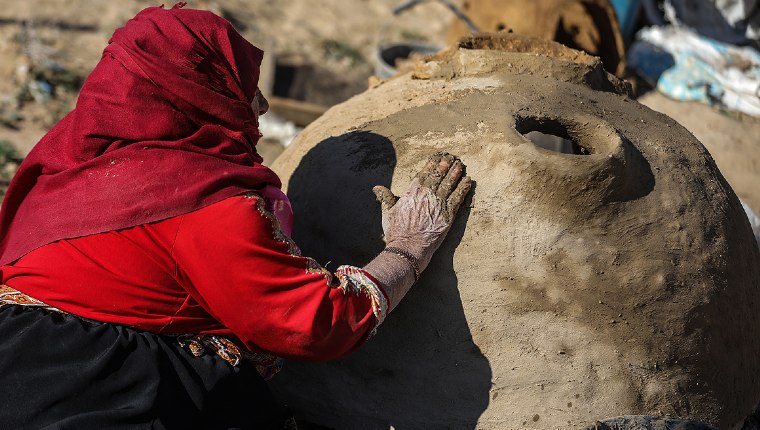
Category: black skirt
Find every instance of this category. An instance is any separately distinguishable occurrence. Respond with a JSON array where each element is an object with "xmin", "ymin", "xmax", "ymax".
[{"xmin": 0, "ymin": 305, "xmax": 290, "ymax": 430}]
